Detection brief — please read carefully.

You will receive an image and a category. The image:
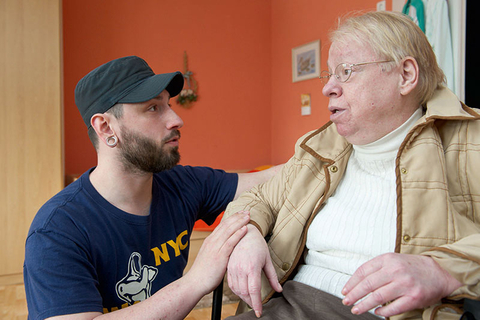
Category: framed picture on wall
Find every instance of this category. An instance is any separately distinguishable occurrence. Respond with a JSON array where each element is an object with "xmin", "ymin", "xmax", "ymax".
[{"xmin": 292, "ymin": 40, "xmax": 320, "ymax": 82}]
